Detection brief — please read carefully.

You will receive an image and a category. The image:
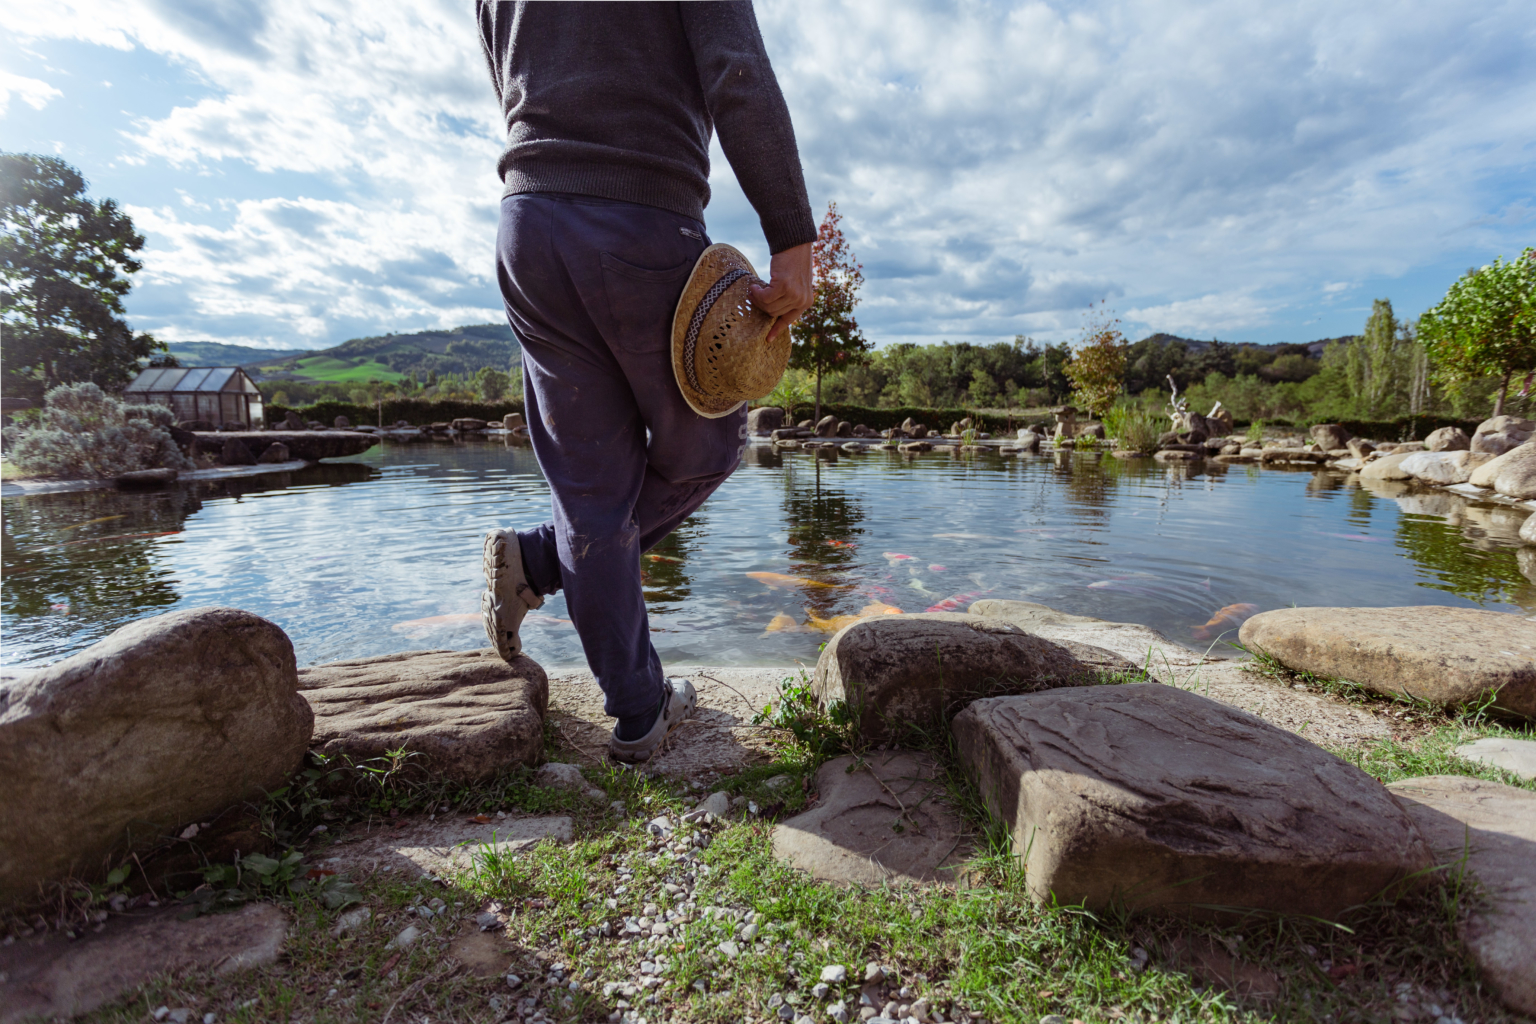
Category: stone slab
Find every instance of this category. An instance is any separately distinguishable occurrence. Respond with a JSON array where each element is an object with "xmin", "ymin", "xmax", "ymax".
[
  {"xmin": 314, "ymin": 814, "xmax": 573, "ymax": 878},
  {"xmin": 0, "ymin": 902, "xmax": 285, "ymax": 1024},
  {"xmin": 1239, "ymin": 605, "xmax": 1536, "ymax": 719},
  {"xmin": 771, "ymin": 752, "xmax": 973, "ymax": 886},
  {"xmin": 192, "ymin": 429, "xmax": 377, "ymax": 461},
  {"xmin": 953, "ymin": 683, "xmax": 1431, "ymax": 917},
  {"xmin": 1453, "ymin": 737, "xmax": 1536, "ymax": 781},
  {"xmin": 1387, "ymin": 776, "xmax": 1536, "ymax": 1016},
  {"xmin": 299, "ymin": 649, "xmax": 547, "ymax": 780}
]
